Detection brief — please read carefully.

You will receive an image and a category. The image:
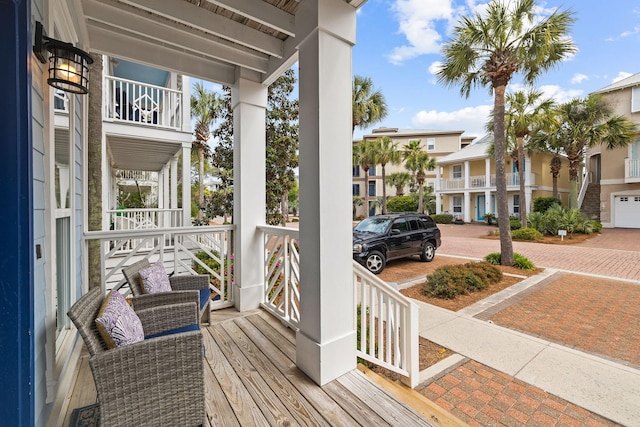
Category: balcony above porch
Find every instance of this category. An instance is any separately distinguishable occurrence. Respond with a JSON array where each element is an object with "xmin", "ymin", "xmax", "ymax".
[
  {"xmin": 624, "ymin": 158, "xmax": 640, "ymax": 183},
  {"xmin": 438, "ymin": 172, "xmax": 537, "ymax": 192}
]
